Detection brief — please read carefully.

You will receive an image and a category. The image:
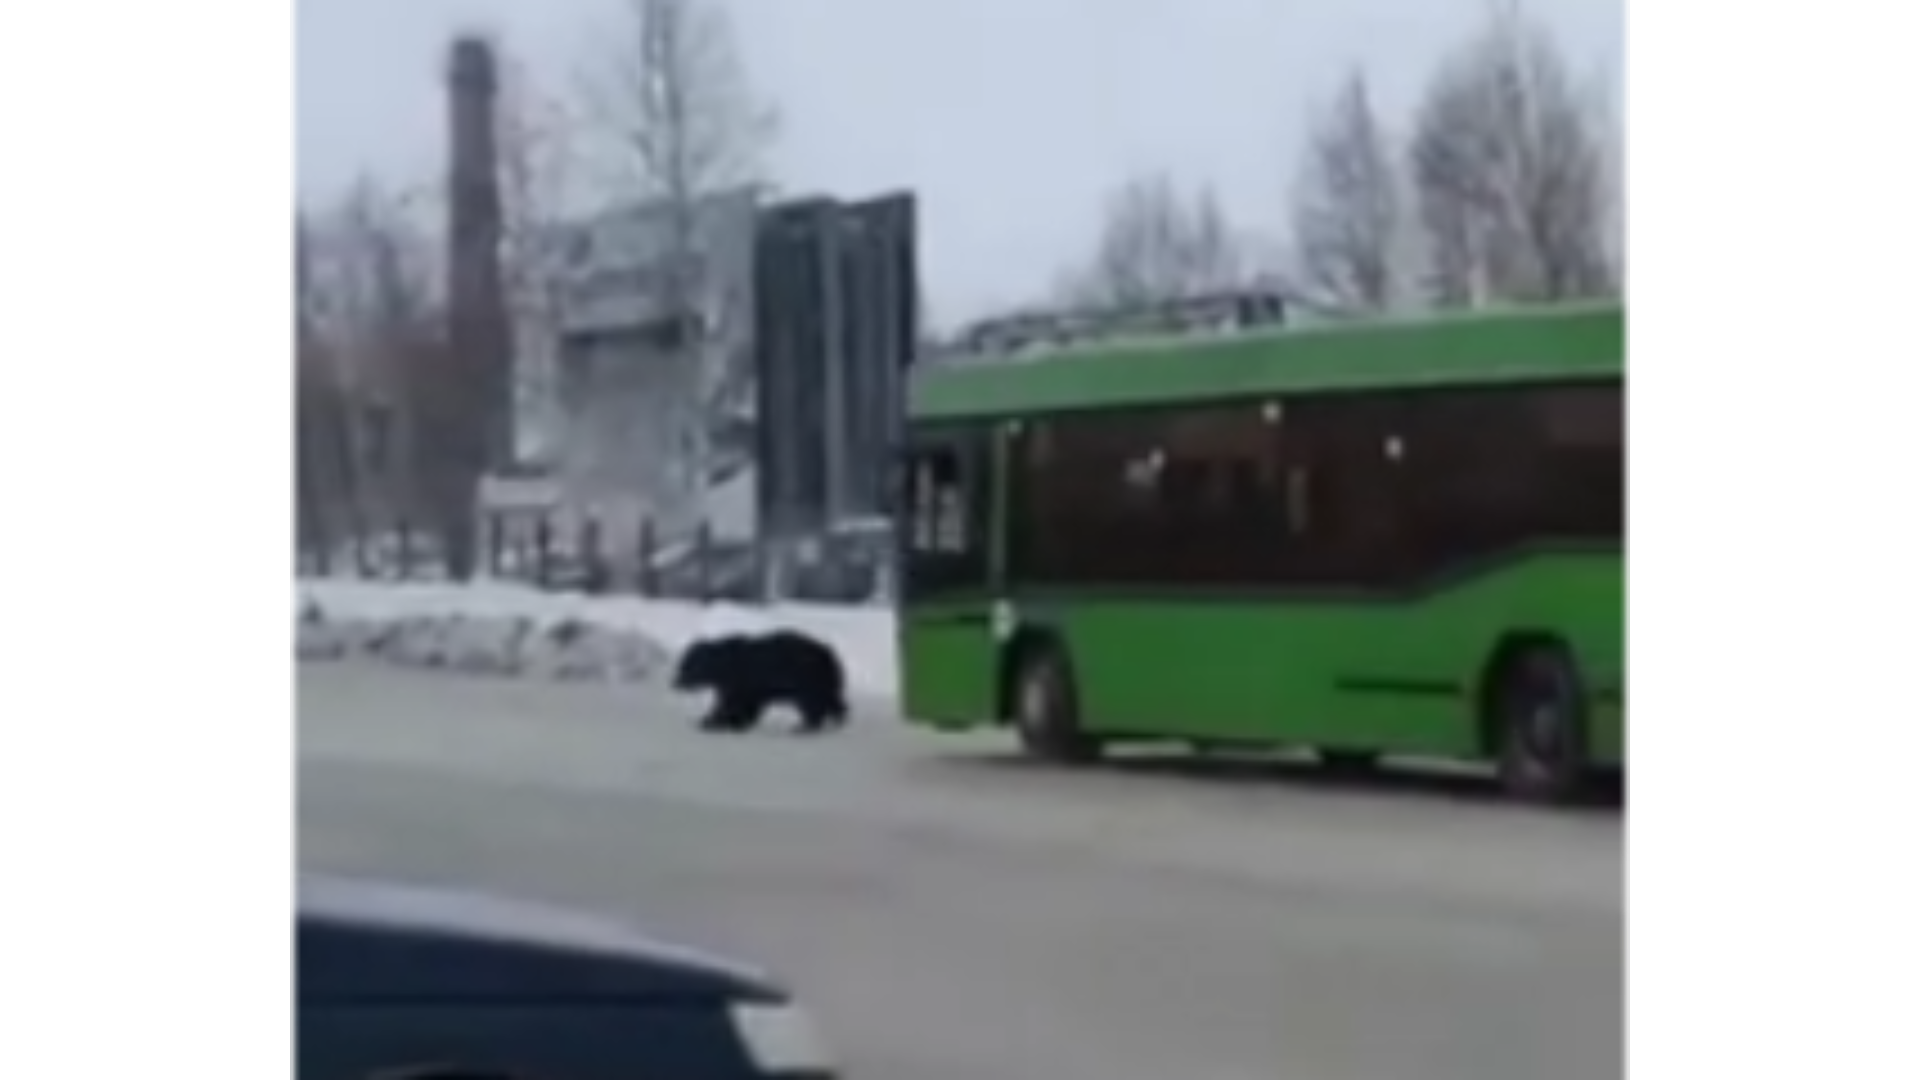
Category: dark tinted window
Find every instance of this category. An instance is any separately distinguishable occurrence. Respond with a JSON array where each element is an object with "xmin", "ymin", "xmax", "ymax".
[
  {"xmin": 1002, "ymin": 378, "xmax": 1622, "ymax": 592},
  {"xmin": 1010, "ymin": 402, "xmax": 1288, "ymax": 586},
  {"xmin": 1531, "ymin": 382, "xmax": 1624, "ymax": 539},
  {"xmin": 1304, "ymin": 379, "xmax": 1623, "ymax": 589},
  {"xmin": 1274, "ymin": 393, "xmax": 1411, "ymax": 585},
  {"xmin": 902, "ymin": 427, "xmax": 990, "ymax": 597}
]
